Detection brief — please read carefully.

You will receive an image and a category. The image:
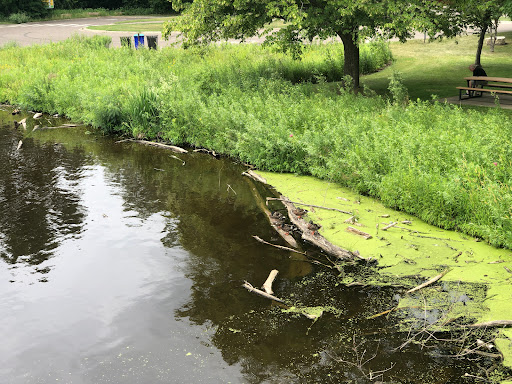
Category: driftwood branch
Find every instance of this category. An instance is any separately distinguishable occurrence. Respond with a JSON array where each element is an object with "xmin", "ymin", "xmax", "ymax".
[
  {"xmin": 266, "ymin": 197, "xmax": 352, "ymax": 215},
  {"xmin": 468, "ymin": 320, "xmax": 512, "ymax": 328},
  {"xmin": 262, "ymin": 270, "xmax": 279, "ymax": 295},
  {"xmin": 346, "ymin": 226, "xmax": 373, "ymax": 240},
  {"xmin": 406, "ymin": 269, "xmax": 450, "ymax": 294},
  {"xmin": 38, "ymin": 125, "xmax": 80, "ymax": 130},
  {"xmin": 242, "ymin": 281, "xmax": 284, "ymax": 303},
  {"xmin": 252, "ymin": 236, "xmax": 305, "ymax": 255},
  {"xmin": 116, "ymin": 139, "xmax": 188, "ymax": 154},
  {"xmin": 382, "ymin": 222, "xmax": 397, "ymax": 231},
  {"xmin": 279, "ymin": 196, "xmax": 371, "ymax": 262},
  {"xmin": 16, "ymin": 140, "xmax": 23, "ymax": 150},
  {"xmin": 242, "ymin": 170, "xmax": 267, "ymax": 184}
]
